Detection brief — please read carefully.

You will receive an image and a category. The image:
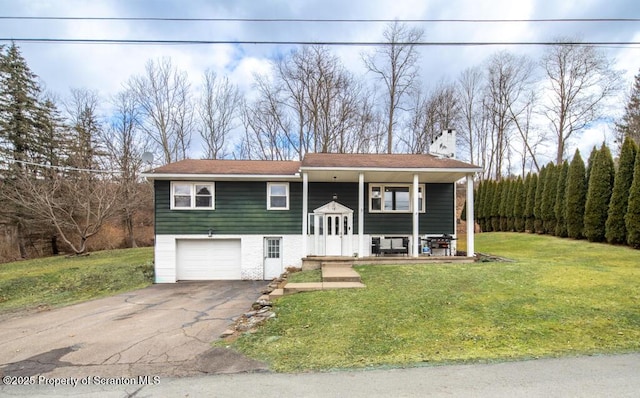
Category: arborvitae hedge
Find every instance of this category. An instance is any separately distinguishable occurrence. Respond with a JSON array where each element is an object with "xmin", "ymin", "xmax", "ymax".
[
  {"xmin": 541, "ymin": 162, "xmax": 558, "ymax": 234},
  {"xmin": 566, "ymin": 149, "xmax": 587, "ymax": 239},
  {"xmin": 525, "ymin": 173, "xmax": 537, "ymax": 232},
  {"xmin": 534, "ymin": 165, "xmax": 547, "ymax": 233},
  {"xmin": 606, "ymin": 137, "xmax": 638, "ymax": 243},
  {"xmin": 584, "ymin": 145, "xmax": 615, "ymax": 242},
  {"xmin": 491, "ymin": 180, "xmax": 502, "ymax": 231},
  {"xmin": 482, "ymin": 180, "xmax": 494, "ymax": 232},
  {"xmin": 499, "ymin": 179, "xmax": 511, "ymax": 231},
  {"xmin": 586, "ymin": 146, "xmax": 598, "ymax": 184},
  {"xmin": 554, "ymin": 161, "xmax": 569, "ymax": 237},
  {"xmin": 513, "ymin": 177, "xmax": 525, "ymax": 232},
  {"xmin": 626, "ymin": 149, "xmax": 640, "ymax": 248}
]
